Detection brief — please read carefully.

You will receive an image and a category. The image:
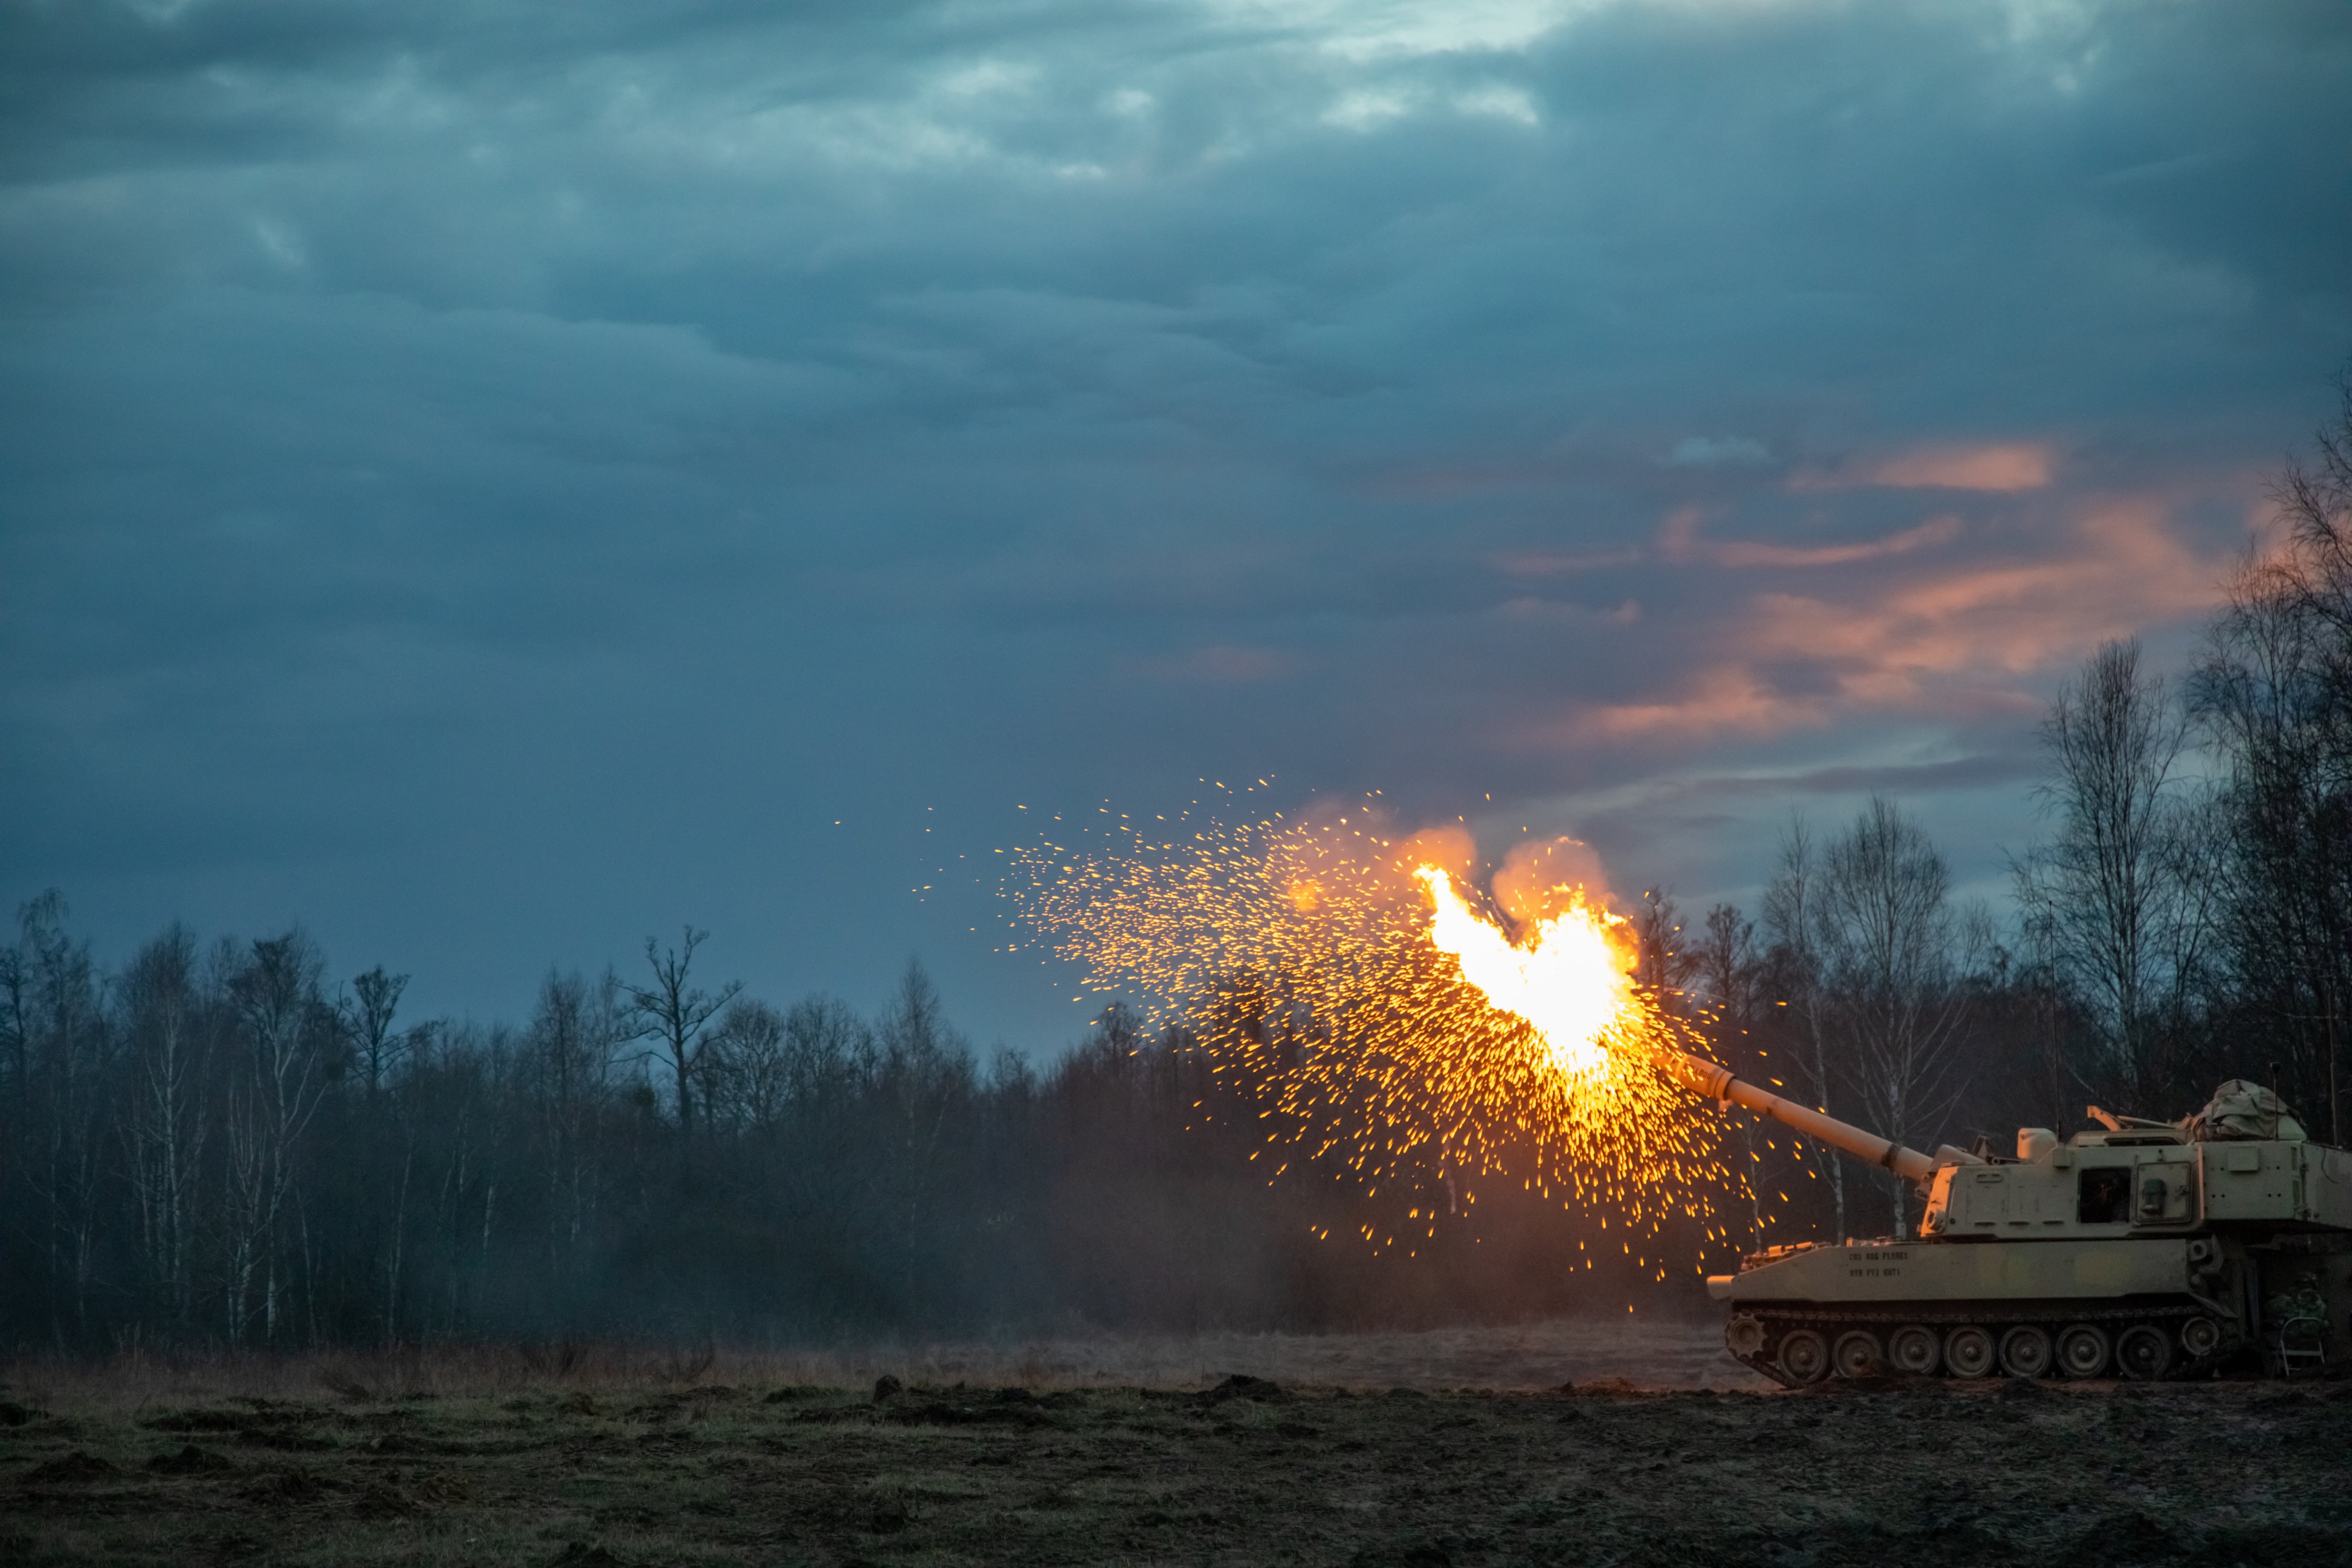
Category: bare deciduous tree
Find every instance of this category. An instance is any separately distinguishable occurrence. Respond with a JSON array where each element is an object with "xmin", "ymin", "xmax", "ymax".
[
  {"xmin": 223, "ymin": 932, "xmax": 332, "ymax": 1342},
  {"xmin": 873, "ymin": 959, "xmax": 976, "ymax": 1291},
  {"xmin": 703, "ymin": 997, "xmax": 790, "ymax": 1136},
  {"xmin": 119, "ymin": 926, "xmax": 208, "ymax": 1325},
  {"xmin": 1762, "ymin": 818, "xmax": 1846, "ymax": 1242},
  {"xmin": 1814, "ymin": 798, "xmax": 1983, "ymax": 1238},
  {"xmin": 342, "ymin": 966, "xmax": 411, "ymax": 1095},
  {"xmin": 1693, "ymin": 903, "xmax": 1768, "ymax": 1249},
  {"xmin": 1, "ymin": 893, "xmax": 113, "ymax": 1342},
  {"xmin": 624, "ymin": 927, "xmax": 741, "ymax": 1146},
  {"xmin": 527, "ymin": 968, "xmax": 622, "ymax": 1273},
  {"xmin": 2015, "ymin": 638, "xmax": 2218, "ymax": 1106},
  {"xmin": 1631, "ymin": 888, "xmax": 1695, "ymax": 1001}
]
